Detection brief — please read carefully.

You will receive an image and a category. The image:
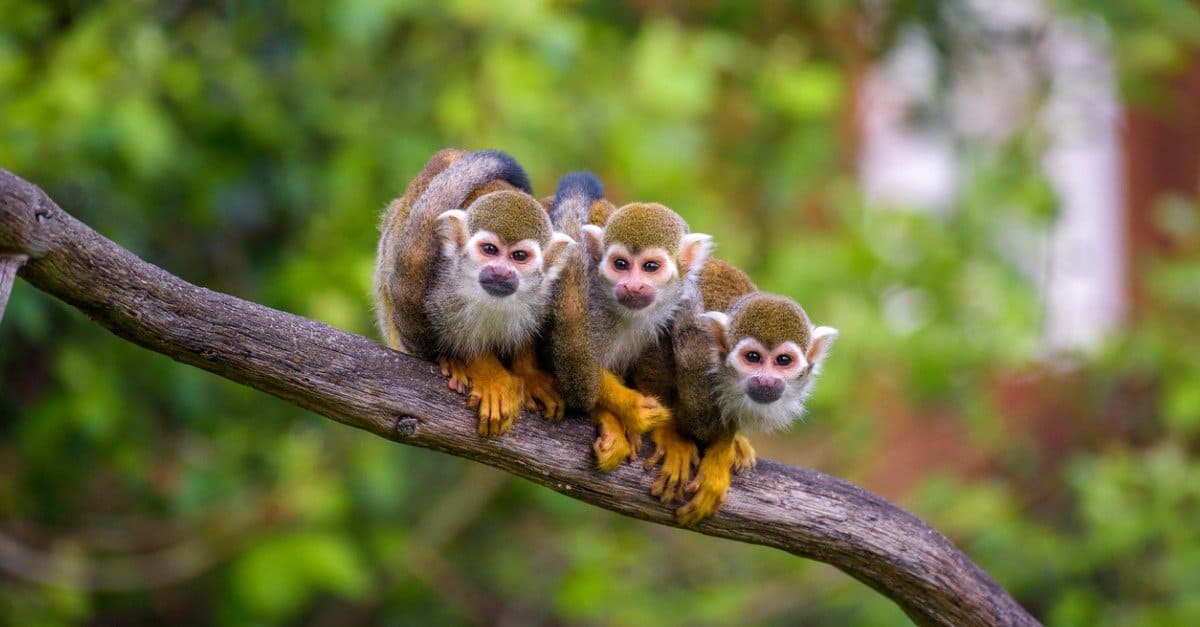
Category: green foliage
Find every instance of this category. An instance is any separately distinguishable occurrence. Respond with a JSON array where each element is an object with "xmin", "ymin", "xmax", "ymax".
[{"xmin": 1, "ymin": 1, "xmax": 1198, "ymax": 625}]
